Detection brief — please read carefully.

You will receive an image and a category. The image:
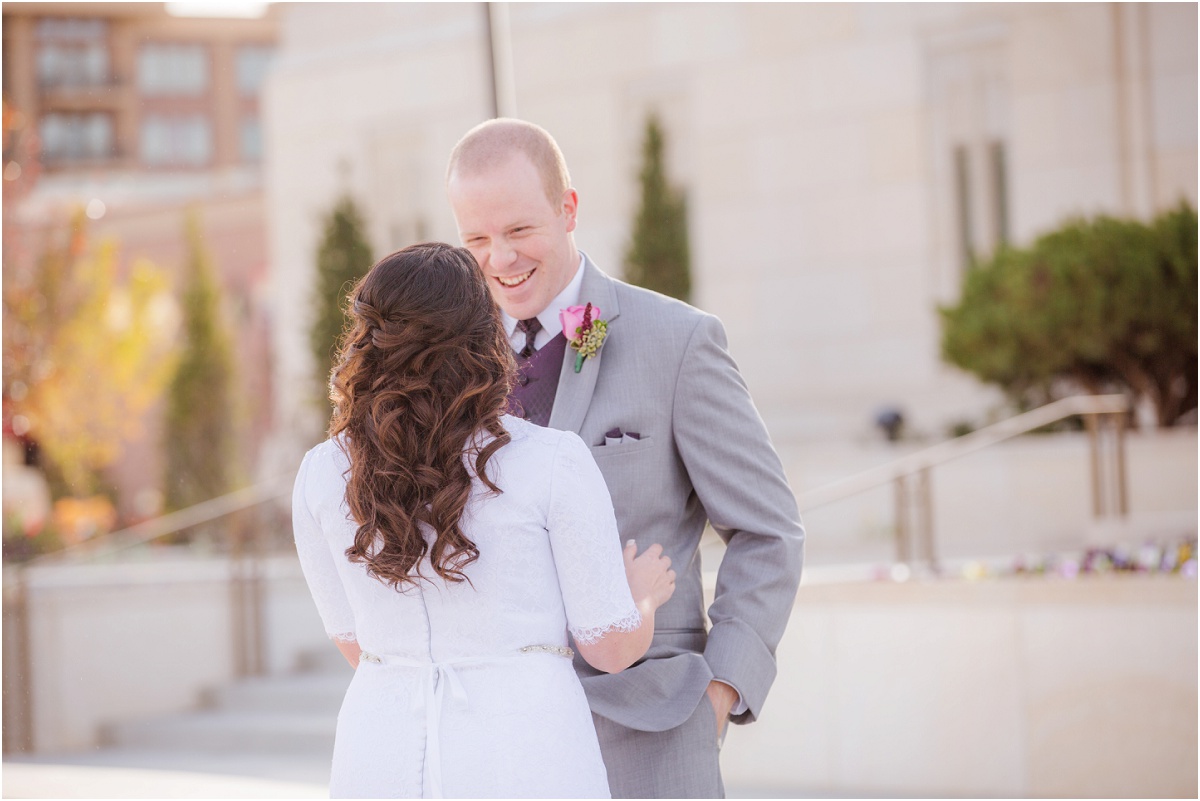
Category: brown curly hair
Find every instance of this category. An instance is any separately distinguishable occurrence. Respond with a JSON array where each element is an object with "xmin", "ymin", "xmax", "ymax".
[{"xmin": 328, "ymin": 242, "xmax": 515, "ymax": 588}]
